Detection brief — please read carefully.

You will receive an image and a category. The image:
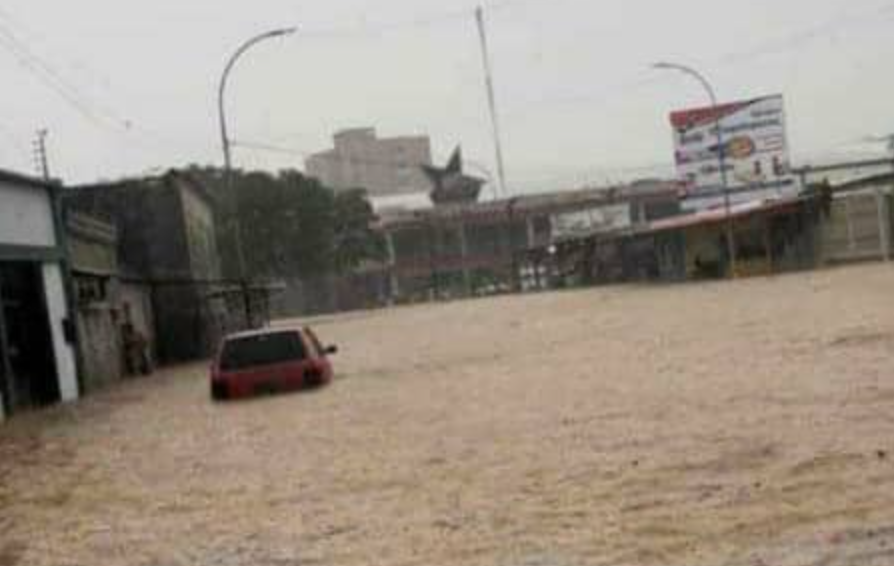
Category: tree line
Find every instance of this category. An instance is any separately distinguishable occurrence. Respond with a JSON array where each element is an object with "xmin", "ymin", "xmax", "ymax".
[{"xmin": 188, "ymin": 167, "xmax": 385, "ymax": 281}]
